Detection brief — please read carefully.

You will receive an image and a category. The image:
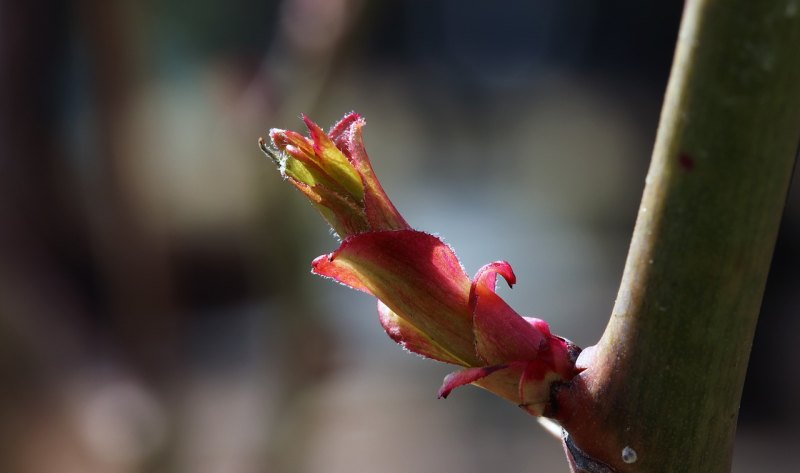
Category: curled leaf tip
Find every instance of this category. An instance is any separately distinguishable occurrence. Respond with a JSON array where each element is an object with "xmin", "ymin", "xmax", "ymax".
[
  {"xmin": 469, "ymin": 261, "xmax": 517, "ymax": 311},
  {"xmin": 476, "ymin": 261, "xmax": 517, "ymax": 290}
]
